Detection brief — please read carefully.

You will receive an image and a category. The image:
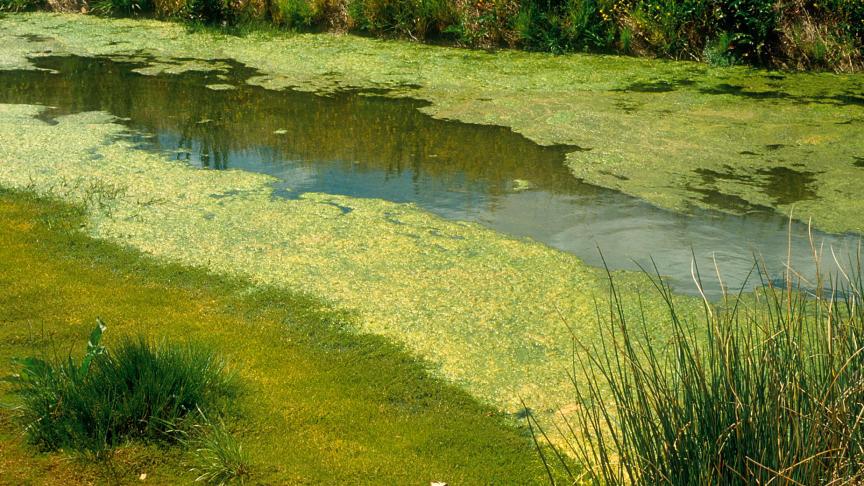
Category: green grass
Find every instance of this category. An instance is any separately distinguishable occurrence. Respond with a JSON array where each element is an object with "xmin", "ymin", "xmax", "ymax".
[
  {"xmin": 556, "ymin": 258, "xmax": 864, "ymax": 483},
  {"xmin": 183, "ymin": 415, "xmax": 252, "ymax": 485},
  {"xmin": 13, "ymin": 326, "xmax": 237, "ymax": 457},
  {"xmin": 0, "ymin": 188, "xmax": 558, "ymax": 483}
]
